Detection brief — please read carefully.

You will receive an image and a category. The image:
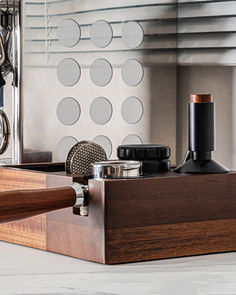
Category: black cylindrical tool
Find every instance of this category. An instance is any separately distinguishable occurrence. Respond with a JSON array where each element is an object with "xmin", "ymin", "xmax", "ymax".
[
  {"xmin": 189, "ymin": 96, "xmax": 214, "ymax": 160},
  {"xmin": 175, "ymin": 94, "xmax": 229, "ymax": 174}
]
